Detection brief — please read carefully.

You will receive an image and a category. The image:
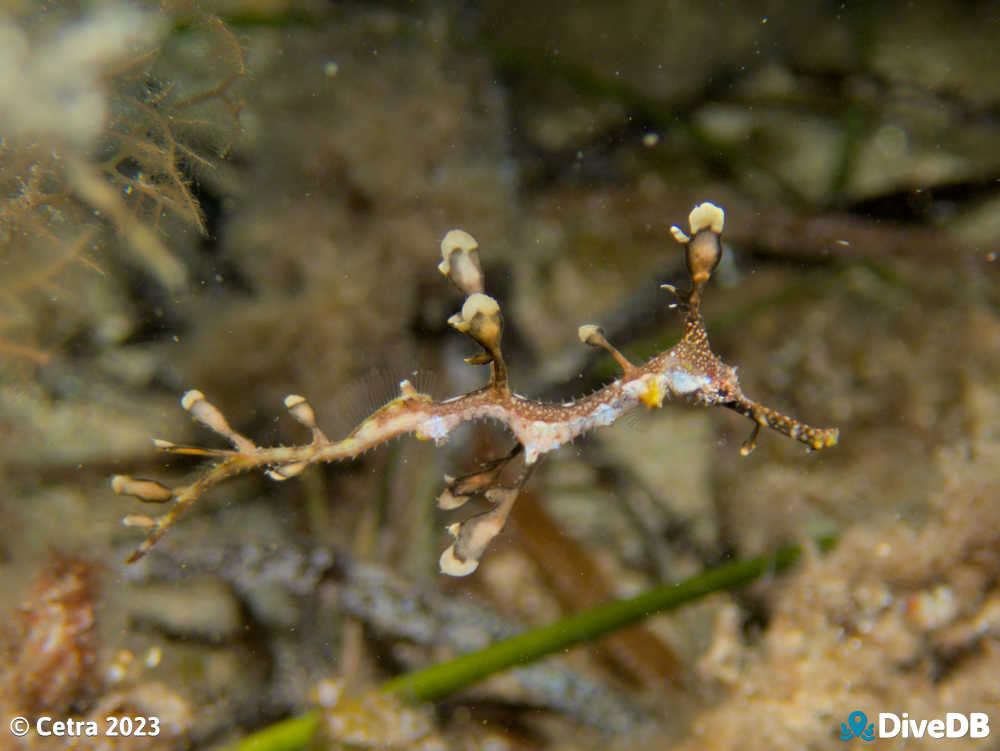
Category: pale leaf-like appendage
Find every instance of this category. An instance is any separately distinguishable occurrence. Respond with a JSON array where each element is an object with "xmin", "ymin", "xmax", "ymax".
[{"xmin": 113, "ymin": 203, "xmax": 838, "ymax": 574}]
